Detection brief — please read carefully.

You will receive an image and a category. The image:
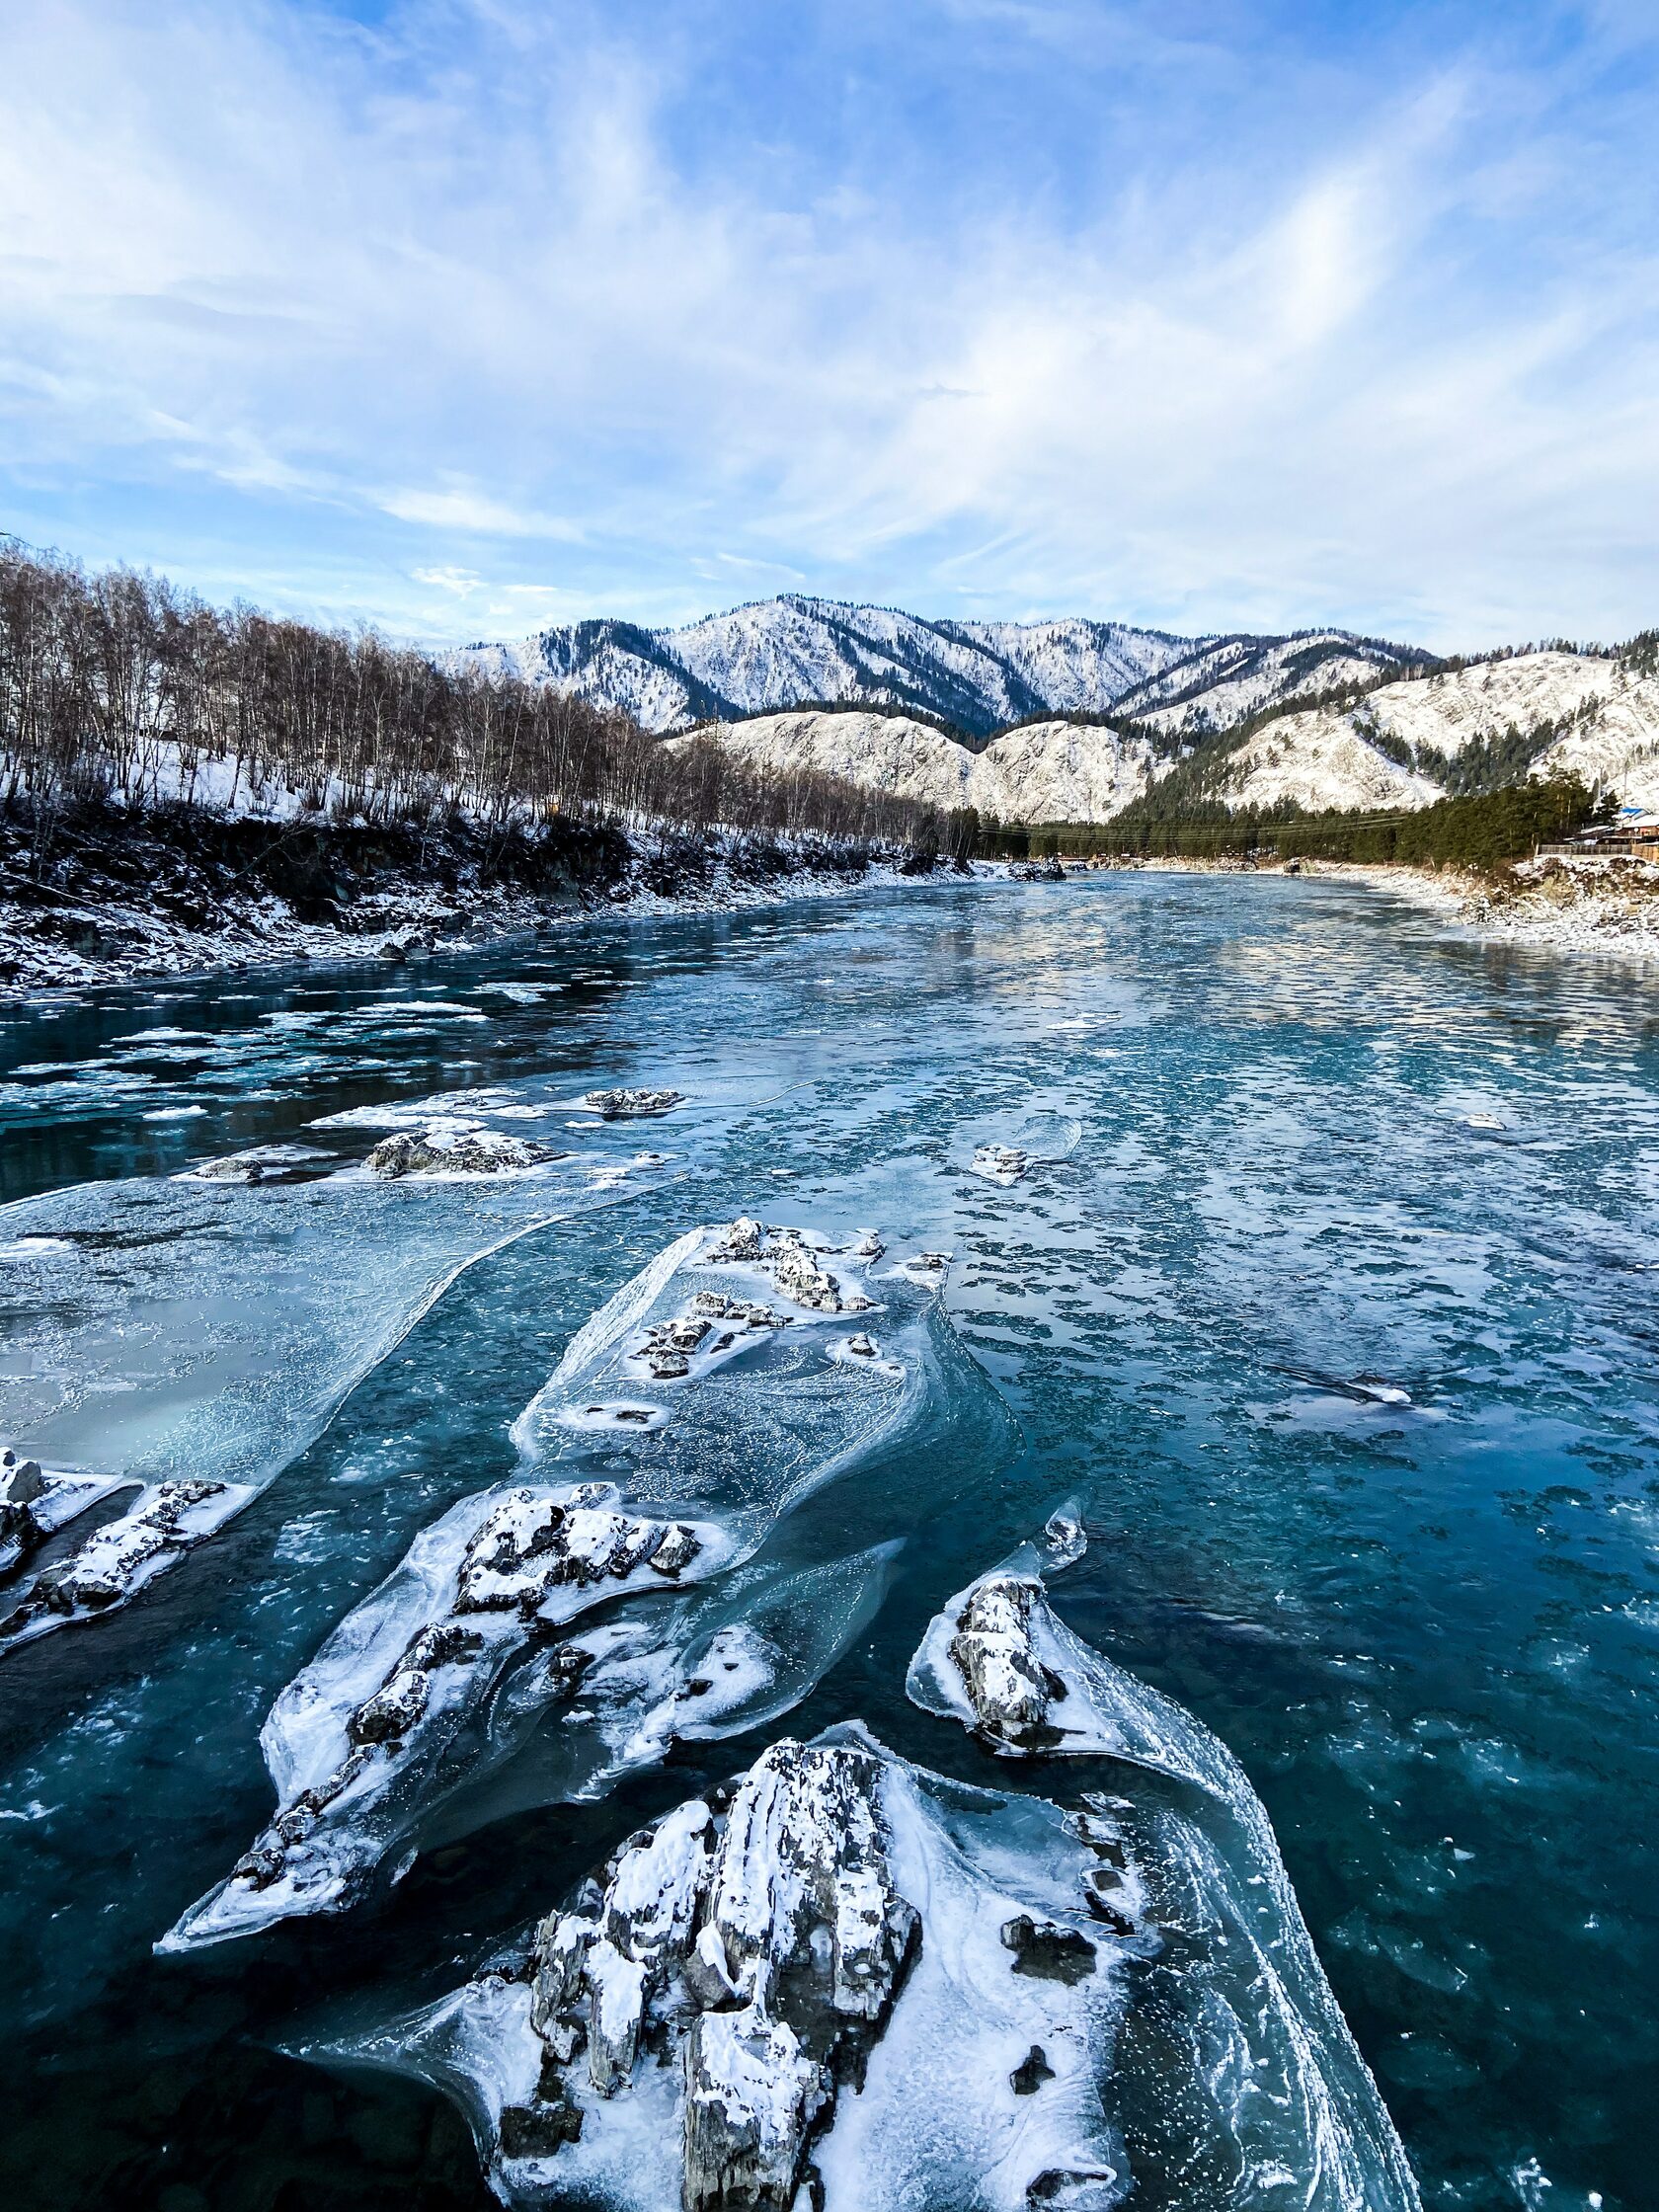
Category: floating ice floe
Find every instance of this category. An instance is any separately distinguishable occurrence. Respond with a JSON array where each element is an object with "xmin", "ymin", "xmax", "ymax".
[
  {"xmin": 581, "ymin": 1088, "xmax": 685, "ymax": 1120},
  {"xmin": 164, "ymin": 1220, "xmax": 938, "ymax": 1947},
  {"xmin": 298, "ymin": 1726, "xmax": 1135, "ymax": 2212},
  {"xmin": 0, "ymin": 1152, "xmax": 674, "ymax": 1655},
  {"xmin": 0, "ymin": 1448, "xmax": 136, "ymax": 1578},
  {"xmin": 970, "ymin": 1143, "xmax": 1029, "ymax": 1186},
  {"xmin": 906, "ymin": 1536, "xmax": 1423, "ymax": 2212}
]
